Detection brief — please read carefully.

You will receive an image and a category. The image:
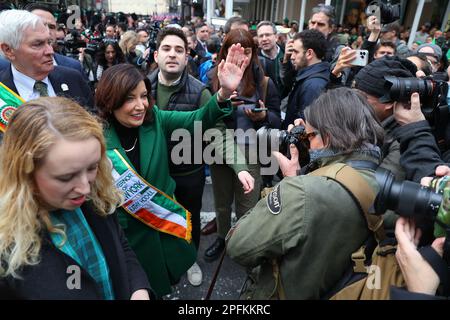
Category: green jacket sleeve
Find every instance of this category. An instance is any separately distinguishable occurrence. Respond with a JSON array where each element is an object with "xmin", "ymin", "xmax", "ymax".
[{"xmin": 158, "ymin": 93, "xmax": 232, "ymax": 136}]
